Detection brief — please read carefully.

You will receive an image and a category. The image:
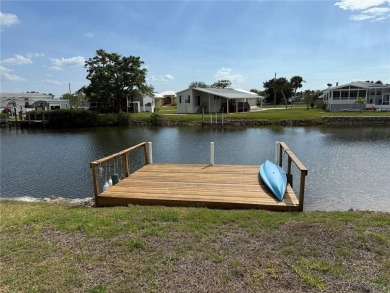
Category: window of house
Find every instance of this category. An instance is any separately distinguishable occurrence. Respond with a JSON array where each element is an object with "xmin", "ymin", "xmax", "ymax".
[
  {"xmin": 358, "ymin": 90, "xmax": 367, "ymax": 97},
  {"xmin": 341, "ymin": 91, "xmax": 349, "ymax": 99},
  {"xmin": 185, "ymin": 95, "xmax": 190, "ymax": 103},
  {"xmin": 376, "ymin": 90, "xmax": 382, "ymax": 95},
  {"xmin": 333, "ymin": 91, "xmax": 340, "ymax": 99},
  {"xmin": 179, "ymin": 96, "xmax": 182, "ymax": 103},
  {"xmin": 349, "ymin": 90, "xmax": 358, "ymax": 98}
]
